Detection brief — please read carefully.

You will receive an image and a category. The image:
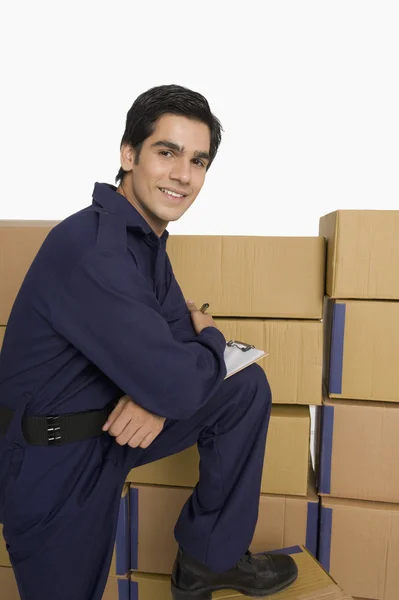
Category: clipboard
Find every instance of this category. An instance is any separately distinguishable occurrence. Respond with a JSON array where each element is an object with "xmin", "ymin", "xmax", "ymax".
[{"xmin": 224, "ymin": 339, "xmax": 268, "ymax": 379}]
